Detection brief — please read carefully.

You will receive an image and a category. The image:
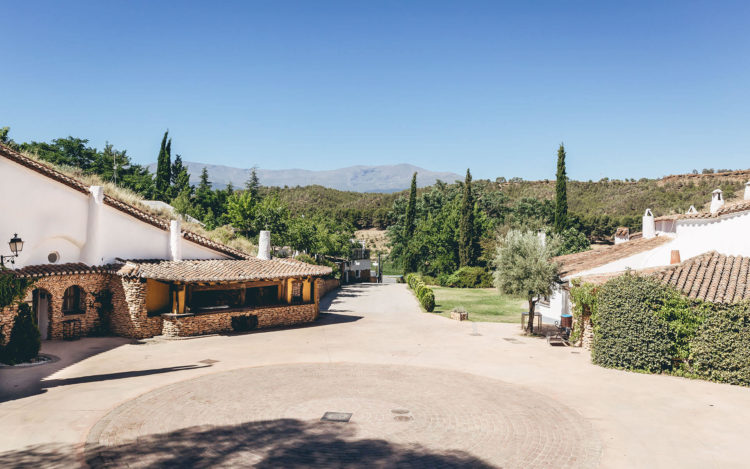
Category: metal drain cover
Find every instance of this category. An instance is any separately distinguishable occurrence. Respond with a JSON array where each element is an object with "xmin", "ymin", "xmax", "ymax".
[
  {"xmin": 199, "ymin": 359, "xmax": 219, "ymax": 364},
  {"xmin": 321, "ymin": 412, "xmax": 352, "ymax": 423}
]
